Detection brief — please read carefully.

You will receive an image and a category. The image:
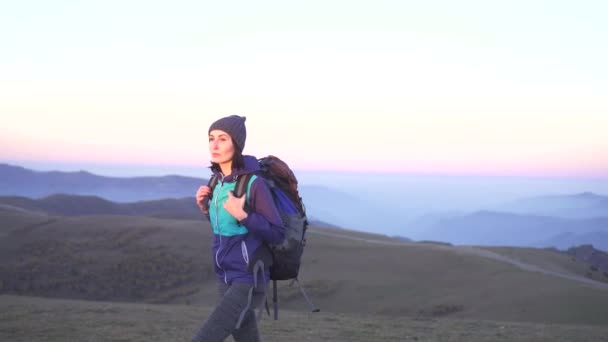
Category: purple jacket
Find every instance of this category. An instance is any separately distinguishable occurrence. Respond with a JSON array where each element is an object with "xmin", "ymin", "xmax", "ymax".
[{"xmin": 207, "ymin": 155, "xmax": 285, "ymax": 285}]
